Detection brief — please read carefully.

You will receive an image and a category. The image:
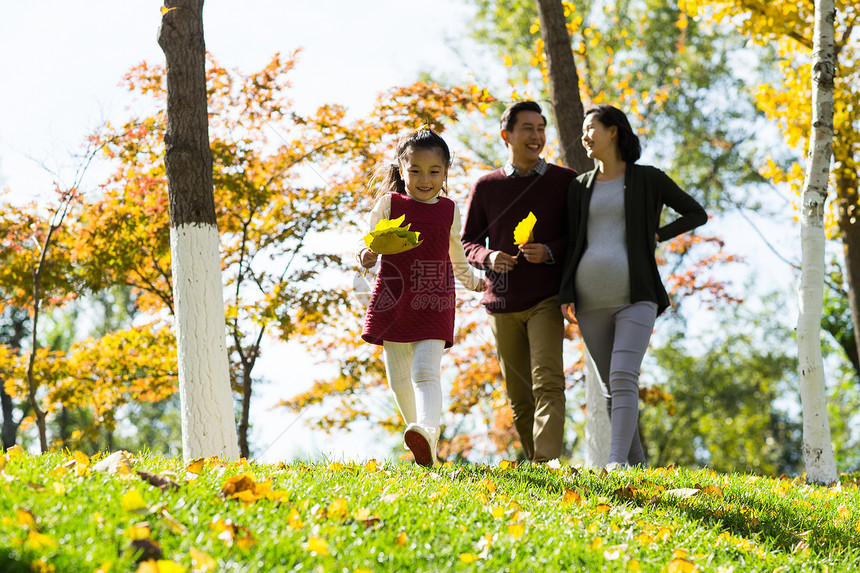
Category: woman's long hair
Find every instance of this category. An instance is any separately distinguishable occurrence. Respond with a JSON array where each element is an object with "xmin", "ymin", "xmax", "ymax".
[
  {"xmin": 584, "ymin": 105, "xmax": 641, "ymax": 163},
  {"xmin": 370, "ymin": 128, "xmax": 452, "ymax": 202}
]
